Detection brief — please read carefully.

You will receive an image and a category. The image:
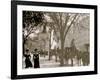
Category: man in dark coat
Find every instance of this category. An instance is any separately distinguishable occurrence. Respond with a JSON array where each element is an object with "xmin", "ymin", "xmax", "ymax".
[{"xmin": 33, "ymin": 48, "xmax": 40, "ymax": 68}]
